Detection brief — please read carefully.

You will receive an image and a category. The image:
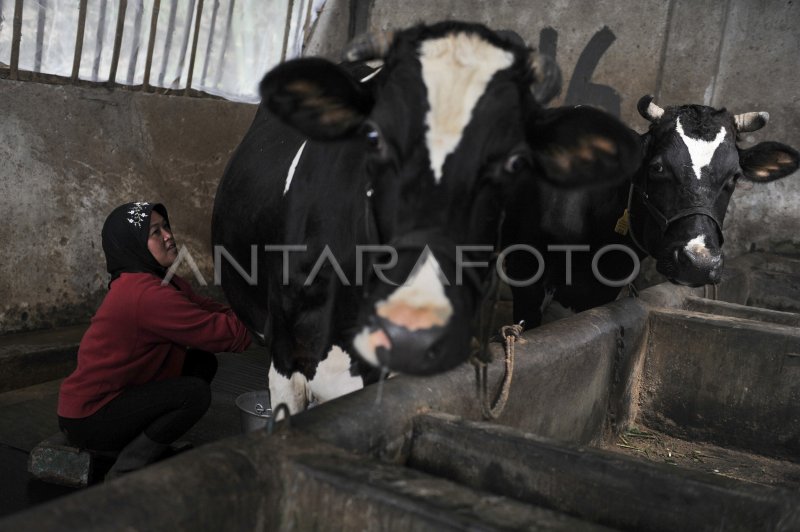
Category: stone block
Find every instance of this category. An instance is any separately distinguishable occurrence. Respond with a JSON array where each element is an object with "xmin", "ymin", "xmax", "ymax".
[{"xmin": 28, "ymin": 432, "xmax": 93, "ymax": 488}]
